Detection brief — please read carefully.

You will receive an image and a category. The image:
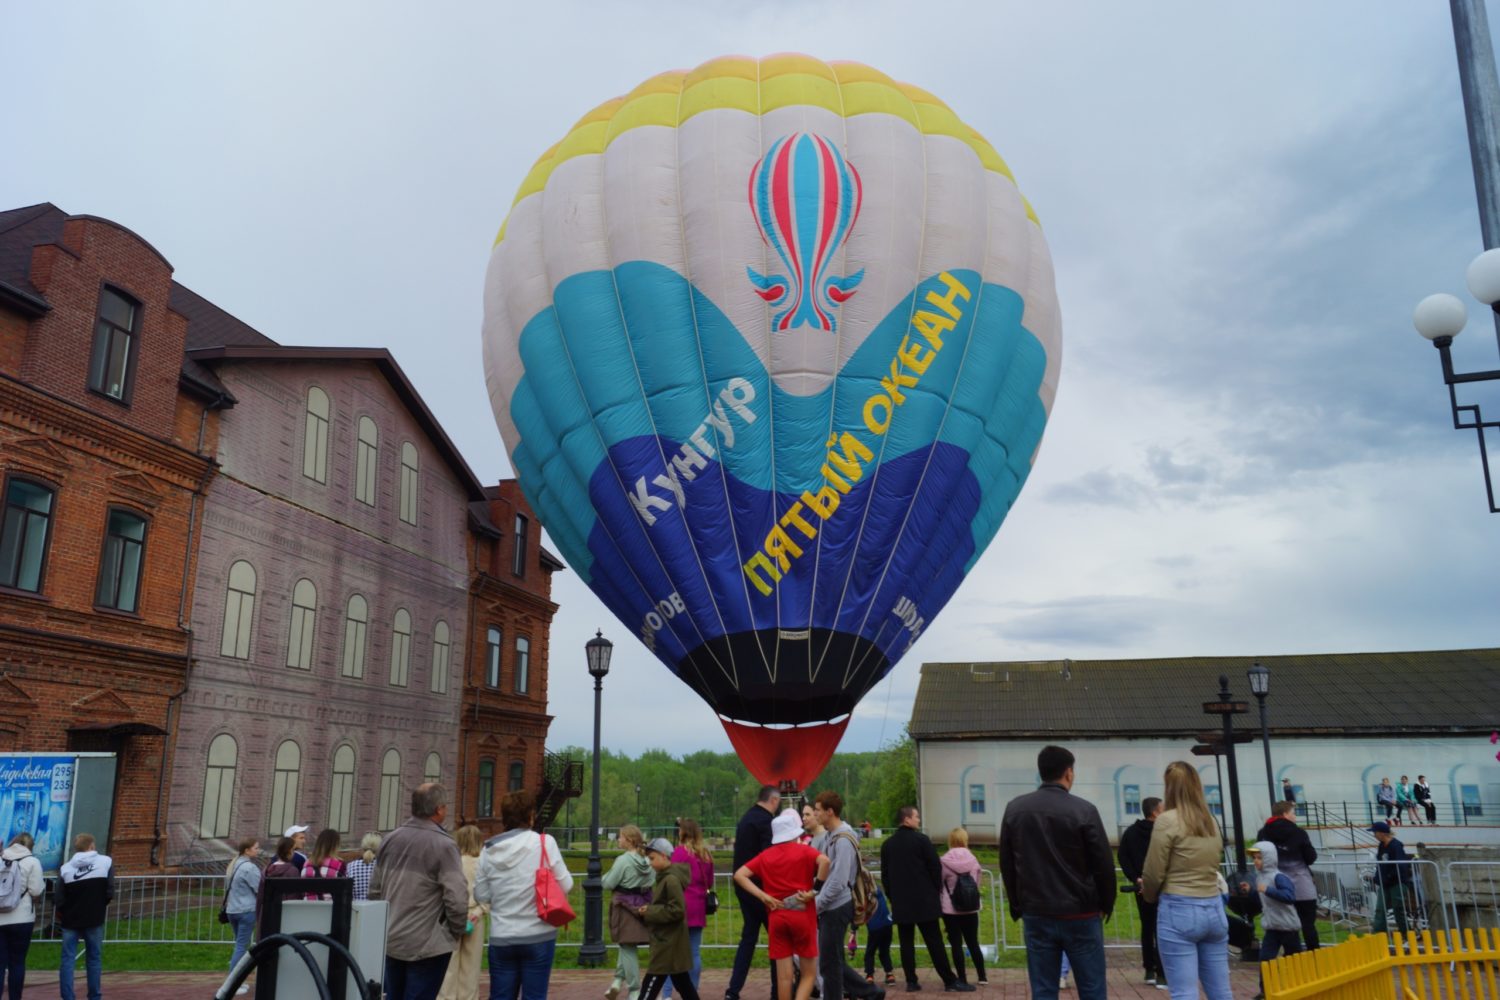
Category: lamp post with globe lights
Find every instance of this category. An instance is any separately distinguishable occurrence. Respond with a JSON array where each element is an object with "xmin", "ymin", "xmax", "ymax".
[
  {"xmin": 579, "ymin": 630, "xmax": 613, "ymax": 967},
  {"xmin": 1412, "ymin": 252, "xmax": 1500, "ymax": 512}
]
